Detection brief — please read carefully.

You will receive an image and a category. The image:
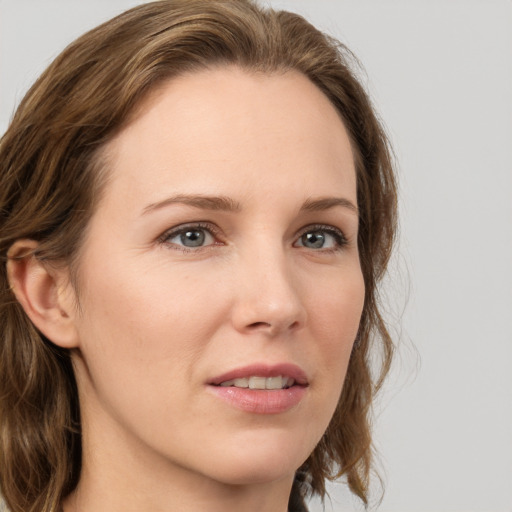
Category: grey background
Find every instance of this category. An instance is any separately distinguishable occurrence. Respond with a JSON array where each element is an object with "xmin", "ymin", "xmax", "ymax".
[{"xmin": 1, "ymin": 1, "xmax": 511, "ymax": 511}]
